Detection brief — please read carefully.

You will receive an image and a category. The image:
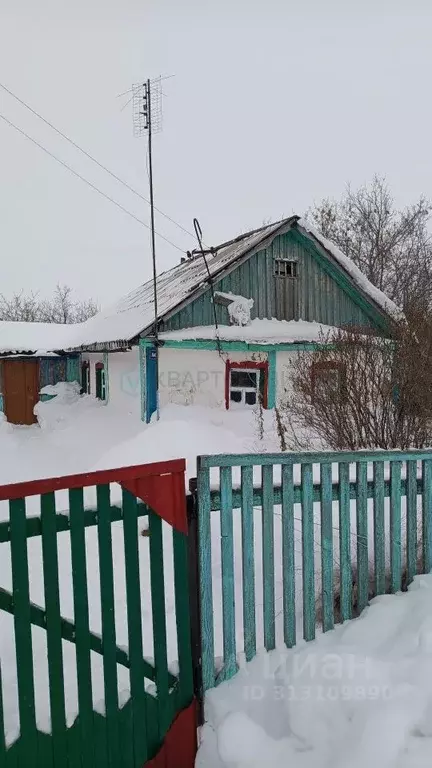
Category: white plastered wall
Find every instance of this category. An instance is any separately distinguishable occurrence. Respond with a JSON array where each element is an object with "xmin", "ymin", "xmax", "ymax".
[
  {"xmin": 275, "ymin": 350, "xmax": 304, "ymax": 405},
  {"xmin": 158, "ymin": 347, "xmax": 268, "ymax": 409},
  {"xmin": 107, "ymin": 347, "xmax": 140, "ymax": 419}
]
